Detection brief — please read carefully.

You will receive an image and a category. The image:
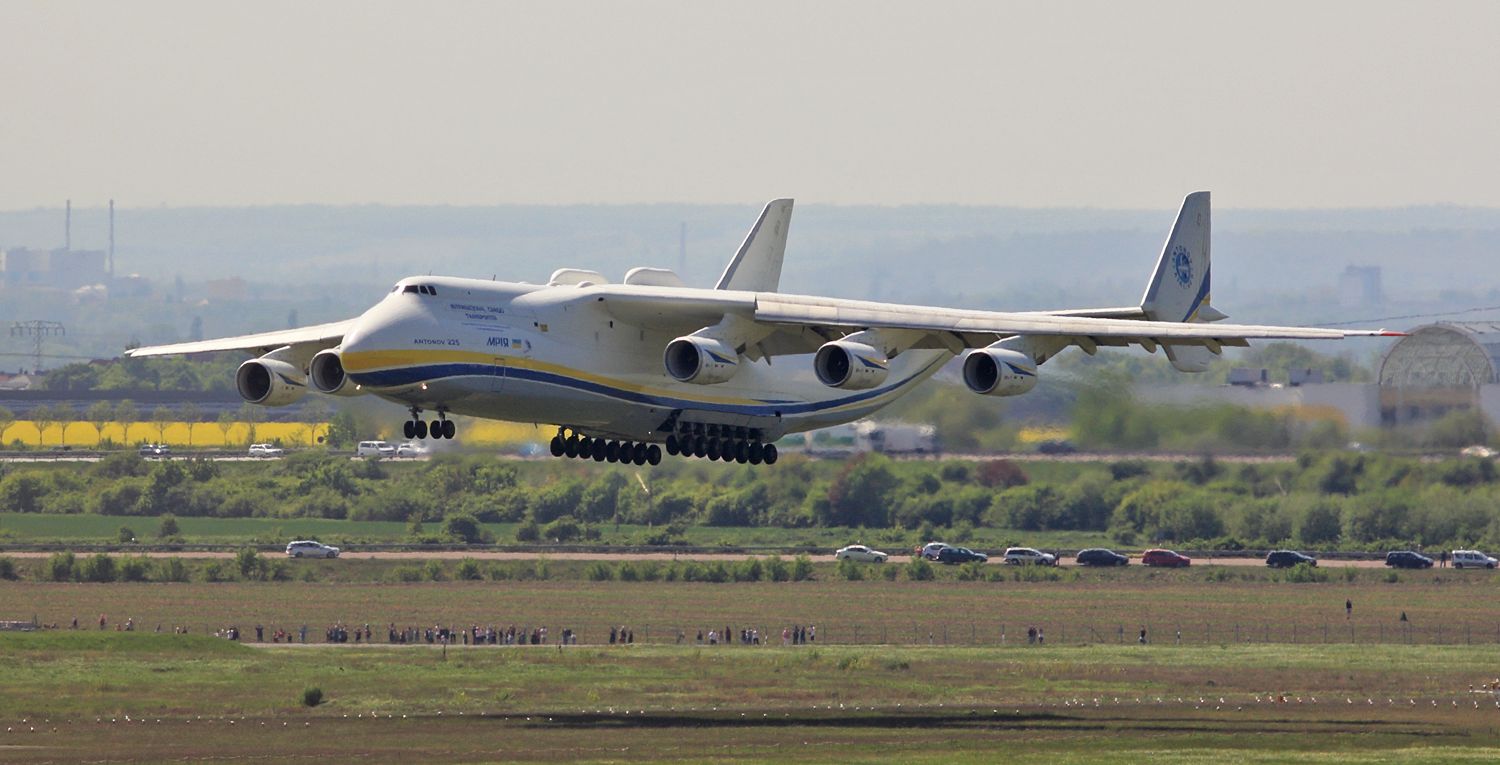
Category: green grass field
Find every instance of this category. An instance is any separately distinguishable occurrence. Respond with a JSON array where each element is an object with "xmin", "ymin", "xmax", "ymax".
[{"xmin": 3, "ymin": 631, "xmax": 1500, "ymax": 763}]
